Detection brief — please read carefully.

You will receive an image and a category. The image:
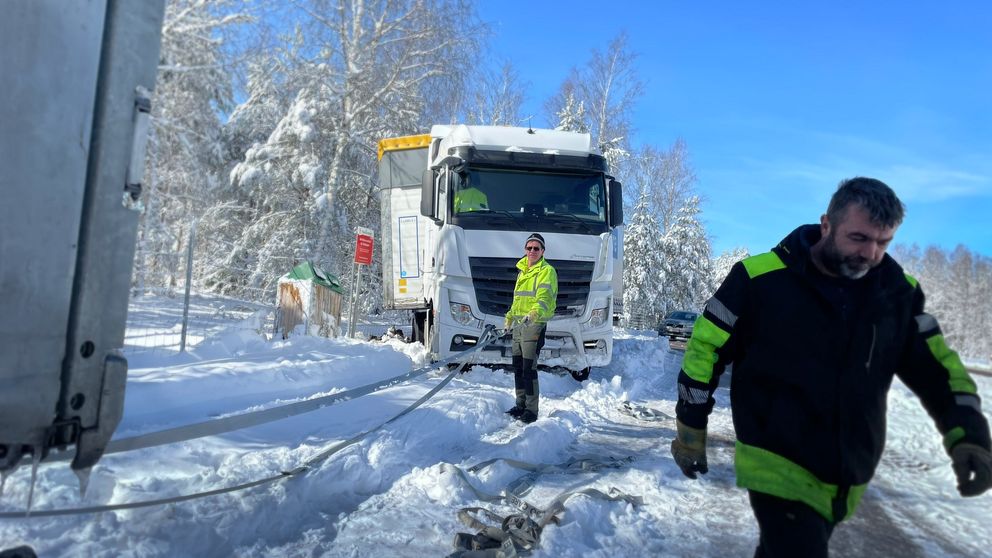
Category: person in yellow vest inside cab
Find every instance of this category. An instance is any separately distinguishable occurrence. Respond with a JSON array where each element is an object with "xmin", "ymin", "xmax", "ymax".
[
  {"xmin": 504, "ymin": 233, "xmax": 558, "ymax": 424},
  {"xmin": 453, "ymin": 179, "xmax": 489, "ymax": 213}
]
